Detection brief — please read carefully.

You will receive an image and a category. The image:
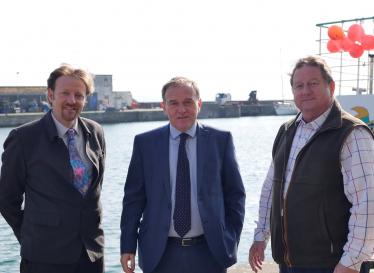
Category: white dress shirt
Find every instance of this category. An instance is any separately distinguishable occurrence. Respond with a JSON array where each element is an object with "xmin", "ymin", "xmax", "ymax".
[
  {"xmin": 254, "ymin": 105, "xmax": 374, "ymax": 270},
  {"xmin": 168, "ymin": 123, "xmax": 204, "ymax": 238},
  {"xmin": 51, "ymin": 112, "xmax": 93, "ymax": 184}
]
